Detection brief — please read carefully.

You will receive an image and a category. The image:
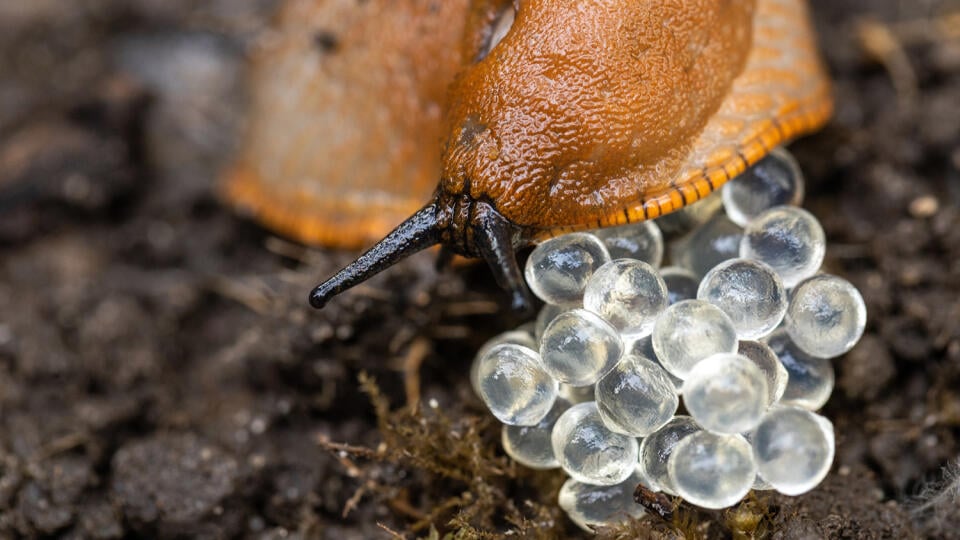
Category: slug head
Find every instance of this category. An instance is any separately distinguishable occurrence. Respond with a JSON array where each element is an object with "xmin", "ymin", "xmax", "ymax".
[
  {"xmin": 309, "ymin": 192, "xmax": 534, "ymax": 314},
  {"xmin": 309, "ymin": 0, "xmax": 760, "ymax": 313}
]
